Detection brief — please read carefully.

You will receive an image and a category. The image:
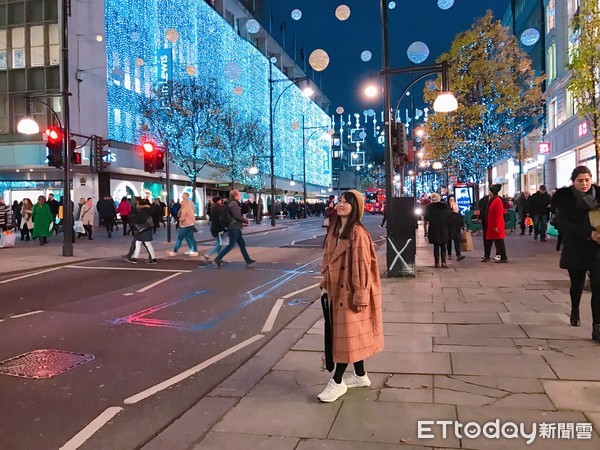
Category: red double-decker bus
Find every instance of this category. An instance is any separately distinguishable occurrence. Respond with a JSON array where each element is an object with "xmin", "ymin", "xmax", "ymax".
[{"xmin": 364, "ymin": 188, "xmax": 385, "ymax": 214}]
